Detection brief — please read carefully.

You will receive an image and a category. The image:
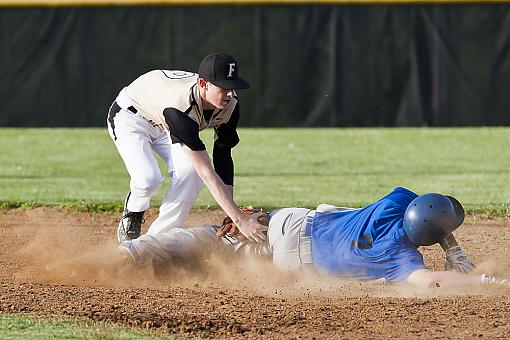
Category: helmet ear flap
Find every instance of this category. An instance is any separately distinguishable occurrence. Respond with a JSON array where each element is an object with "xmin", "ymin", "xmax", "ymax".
[{"xmin": 445, "ymin": 195, "xmax": 465, "ymax": 229}]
